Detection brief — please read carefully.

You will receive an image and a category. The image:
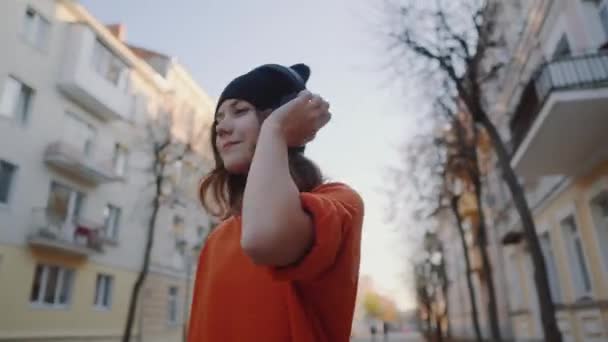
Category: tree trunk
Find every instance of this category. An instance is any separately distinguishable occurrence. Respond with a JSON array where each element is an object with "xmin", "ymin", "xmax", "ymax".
[
  {"xmin": 440, "ymin": 260, "xmax": 451, "ymax": 340},
  {"xmin": 477, "ymin": 113, "xmax": 562, "ymax": 342},
  {"xmin": 122, "ymin": 172, "xmax": 163, "ymax": 342},
  {"xmin": 471, "ymin": 174, "xmax": 502, "ymax": 340},
  {"xmin": 450, "ymin": 196, "xmax": 483, "ymax": 342},
  {"xmin": 468, "ymin": 127, "xmax": 502, "ymax": 341},
  {"xmin": 183, "ymin": 254, "xmax": 193, "ymax": 342},
  {"xmin": 435, "ymin": 312, "xmax": 444, "ymax": 342}
]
